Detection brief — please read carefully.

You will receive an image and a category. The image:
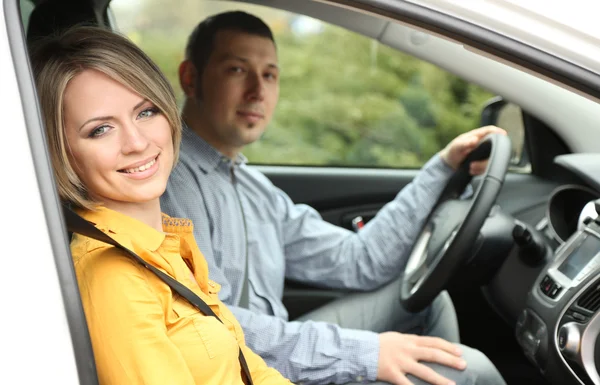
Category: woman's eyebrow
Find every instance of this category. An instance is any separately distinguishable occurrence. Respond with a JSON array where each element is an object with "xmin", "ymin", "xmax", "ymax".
[{"xmin": 78, "ymin": 99, "xmax": 148, "ymax": 131}]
